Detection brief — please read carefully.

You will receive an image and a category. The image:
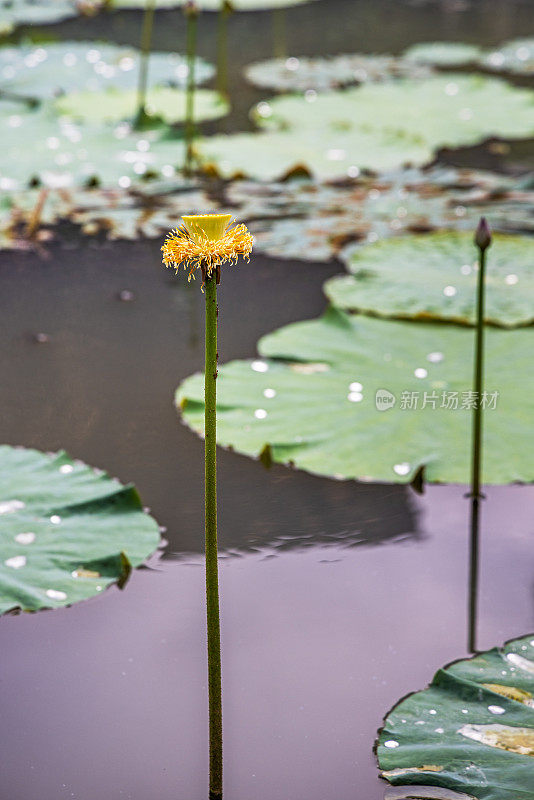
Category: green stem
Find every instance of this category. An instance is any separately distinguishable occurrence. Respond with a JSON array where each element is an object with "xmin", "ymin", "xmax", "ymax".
[
  {"xmin": 184, "ymin": 11, "xmax": 198, "ymax": 176},
  {"xmin": 272, "ymin": 7, "xmax": 286, "ymax": 59},
  {"xmin": 204, "ymin": 274, "xmax": 223, "ymax": 800},
  {"xmin": 216, "ymin": 1, "xmax": 230, "ymax": 97},
  {"xmin": 135, "ymin": 0, "xmax": 156, "ymax": 127},
  {"xmin": 470, "ymin": 245, "xmax": 486, "ymax": 499}
]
